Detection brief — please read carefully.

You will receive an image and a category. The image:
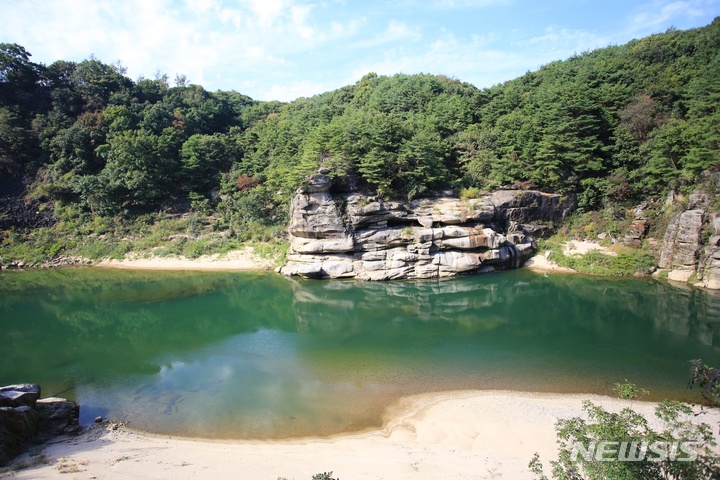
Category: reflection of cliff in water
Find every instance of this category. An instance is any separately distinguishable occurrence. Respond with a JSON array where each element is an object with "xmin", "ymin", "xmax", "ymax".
[
  {"xmin": 652, "ymin": 284, "xmax": 720, "ymax": 346},
  {"xmin": 290, "ymin": 270, "xmax": 720, "ymax": 348}
]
